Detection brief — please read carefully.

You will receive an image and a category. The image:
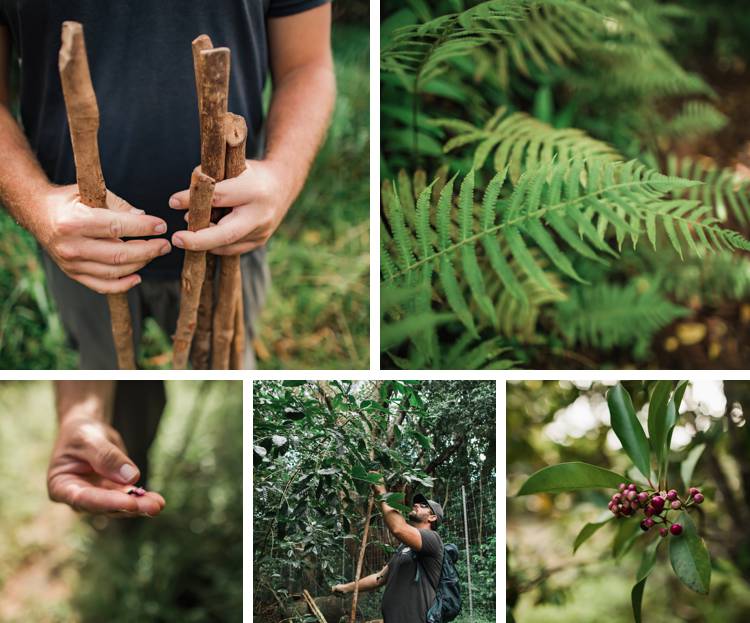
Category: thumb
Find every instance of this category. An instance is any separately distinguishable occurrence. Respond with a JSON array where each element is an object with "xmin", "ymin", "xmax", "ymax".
[{"xmin": 86, "ymin": 439, "xmax": 141, "ymax": 484}]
